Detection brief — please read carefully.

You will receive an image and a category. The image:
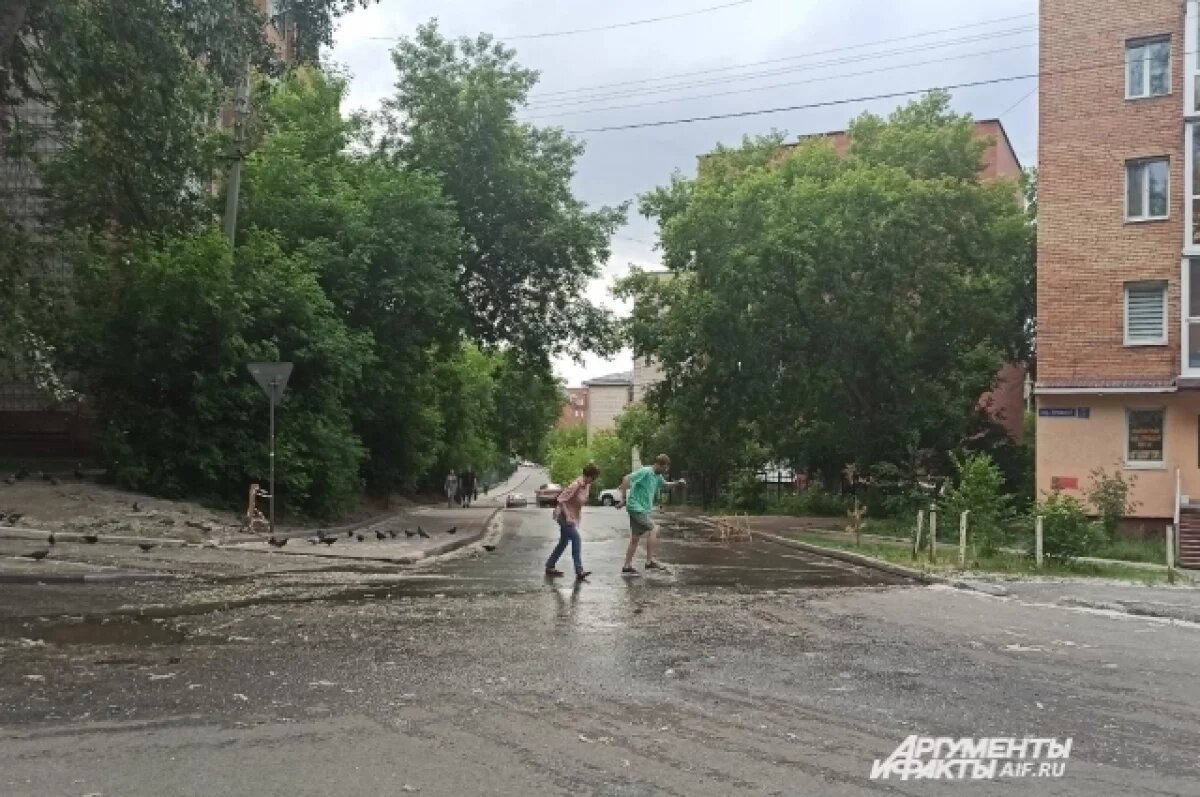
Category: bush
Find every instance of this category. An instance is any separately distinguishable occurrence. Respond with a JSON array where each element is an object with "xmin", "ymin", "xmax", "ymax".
[
  {"xmin": 1086, "ymin": 466, "xmax": 1139, "ymax": 539},
  {"xmin": 728, "ymin": 470, "xmax": 767, "ymax": 512},
  {"xmin": 943, "ymin": 453, "xmax": 1013, "ymax": 555},
  {"xmin": 1039, "ymin": 492, "xmax": 1105, "ymax": 562},
  {"xmin": 769, "ymin": 487, "xmax": 852, "ymax": 517}
]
